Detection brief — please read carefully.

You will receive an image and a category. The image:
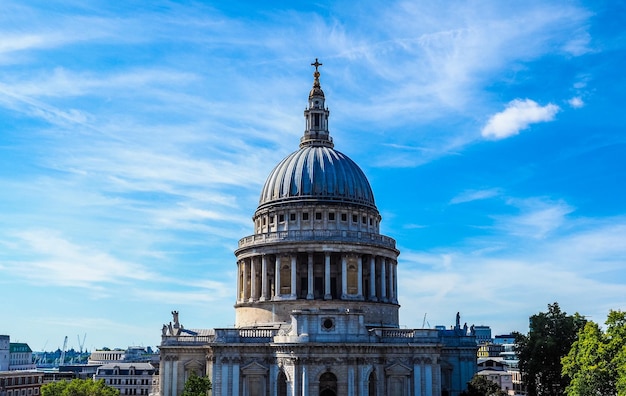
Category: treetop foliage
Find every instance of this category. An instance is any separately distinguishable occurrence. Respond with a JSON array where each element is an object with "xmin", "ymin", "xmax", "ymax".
[
  {"xmin": 513, "ymin": 302, "xmax": 586, "ymax": 396},
  {"xmin": 41, "ymin": 379, "xmax": 119, "ymax": 396},
  {"xmin": 562, "ymin": 309, "xmax": 626, "ymax": 396},
  {"xmin": 181, "ymin": 371, "xmax": 212, "ymax": 396}
]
